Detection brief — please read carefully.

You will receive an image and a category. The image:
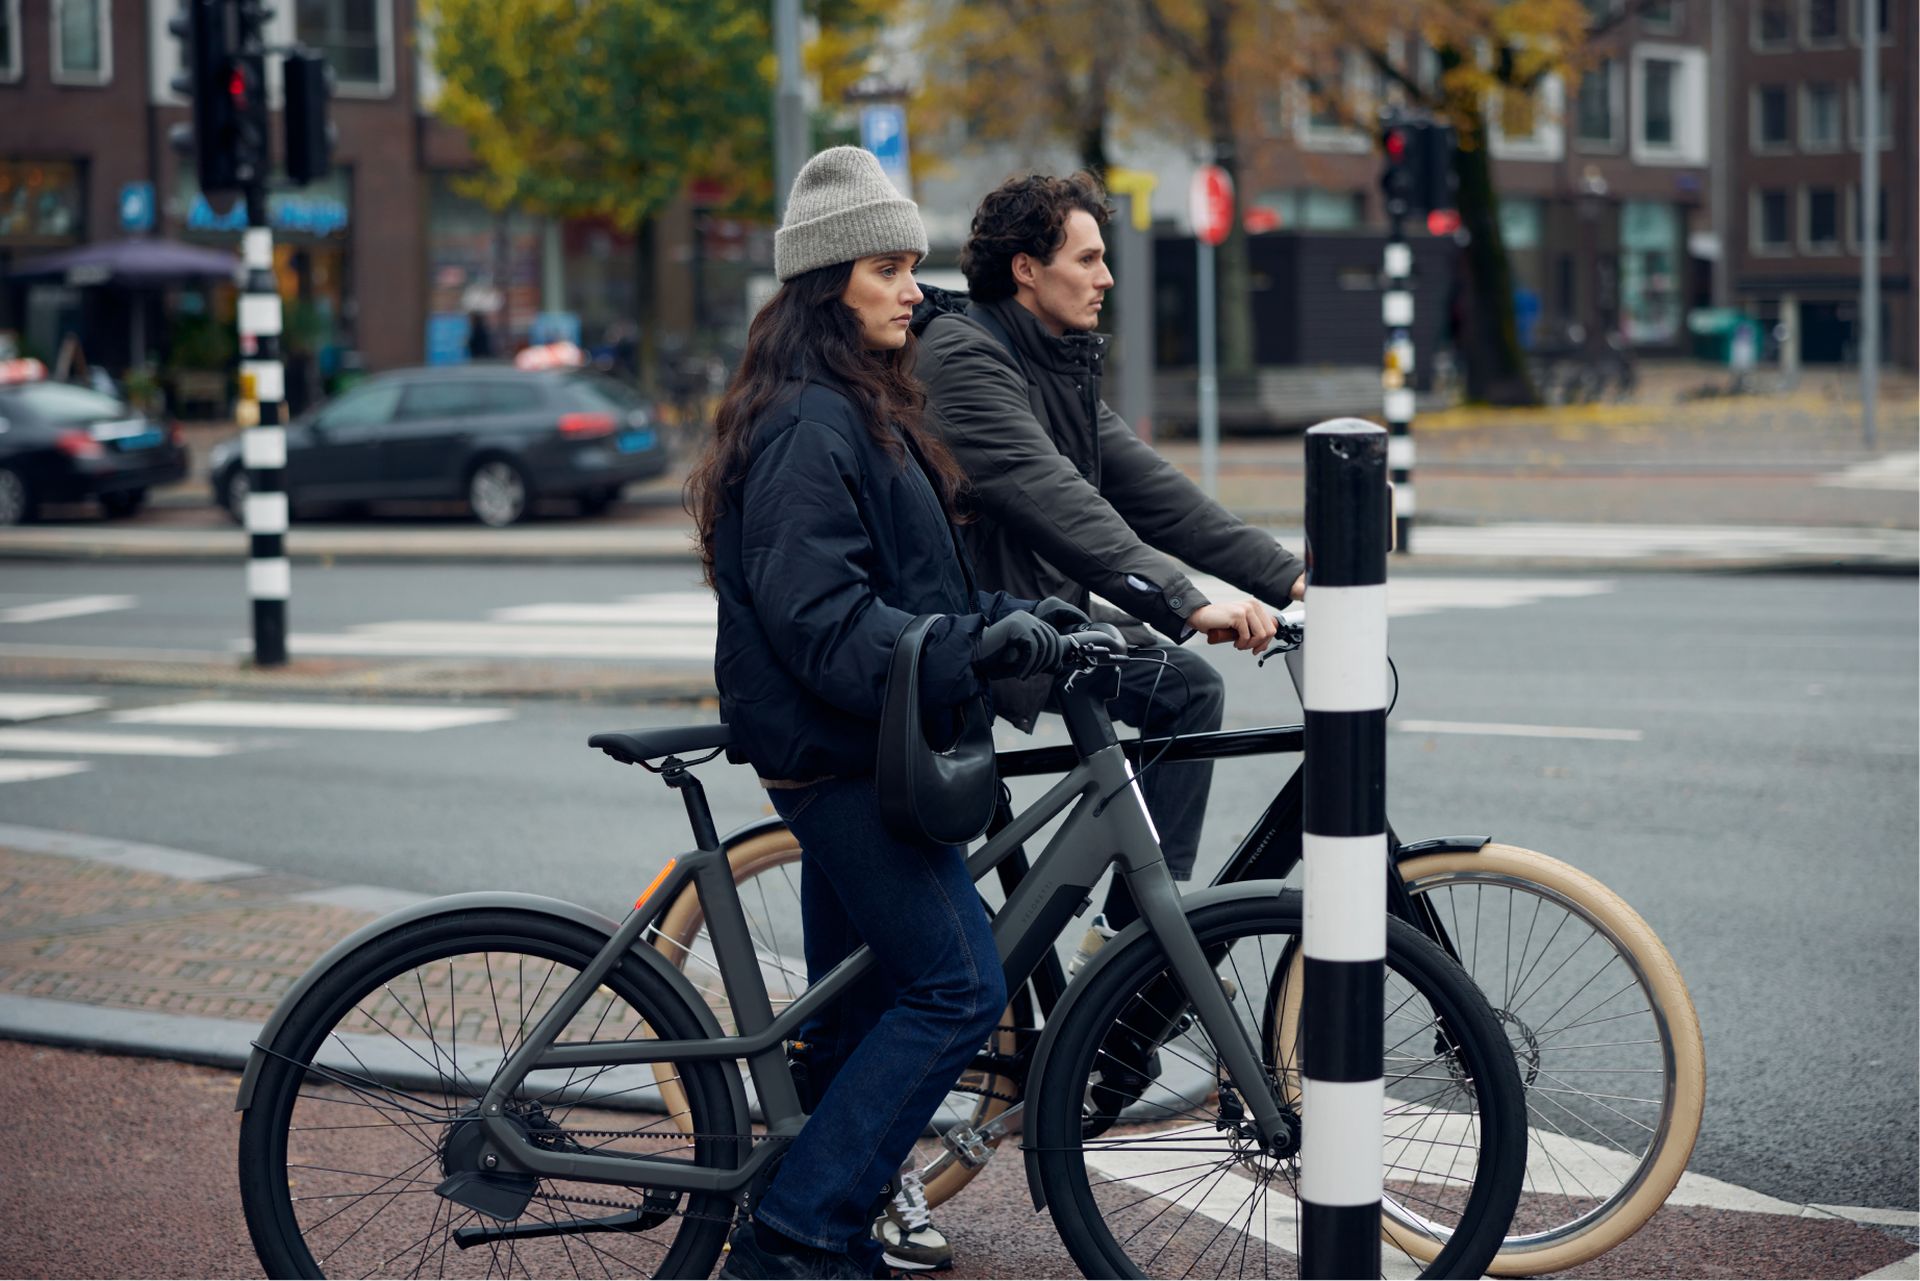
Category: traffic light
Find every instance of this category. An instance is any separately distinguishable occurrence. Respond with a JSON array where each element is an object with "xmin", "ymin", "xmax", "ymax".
[
  {"xmin": 283, "ymin": 49, "xmax": 333, "ymax": 186},
  {"xmin": 1379, "ymin": 119, "xmax": 1457, "ymax": 224},
  {"xmin": 169, "ymin": 0, "xmax": 241, "ymax": 194}
]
